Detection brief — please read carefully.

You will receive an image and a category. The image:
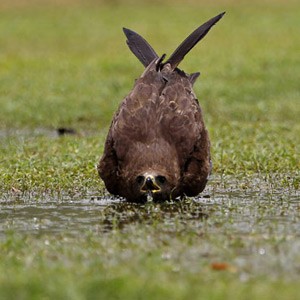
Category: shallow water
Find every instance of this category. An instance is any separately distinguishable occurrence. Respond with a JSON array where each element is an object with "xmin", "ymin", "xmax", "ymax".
[
  {"xmin": 0, "ymin": 195, "xmax": 120, "ymax": 236},
  {"xmin": 1, "ymin": 175, "xmax": 299, "ymax": 279},
  {"xmin": 1, "ymin": 175, "xmax": 298, "ymax": 236}
]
